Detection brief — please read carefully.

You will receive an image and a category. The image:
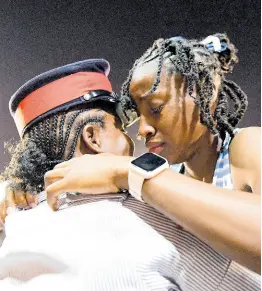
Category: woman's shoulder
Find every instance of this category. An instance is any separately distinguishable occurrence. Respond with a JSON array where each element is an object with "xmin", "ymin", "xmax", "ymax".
[
  {"xmin": 233, "ymin": 126, "xmax": 261, "ymax": 136},
  {"xmin": 229, "ymin": 126, "xmax": 261, "ymax": 161},
  {"xmin": 229, "ymin": 127, "xmax": 261, "ymax": 192}
]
